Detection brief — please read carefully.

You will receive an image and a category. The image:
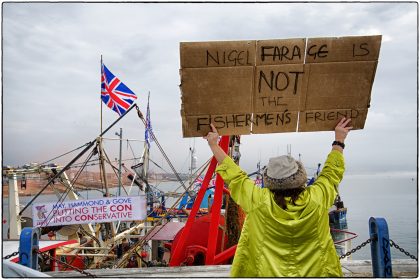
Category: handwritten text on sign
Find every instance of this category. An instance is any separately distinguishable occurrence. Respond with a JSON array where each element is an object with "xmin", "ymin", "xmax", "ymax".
[
  {"xmin": 180, "ymin": 36, "xmax": 381, "ymax": 137},
  {"xmin": 32, "ymin": 196, "xmax": 146, "ymax": 227}
]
